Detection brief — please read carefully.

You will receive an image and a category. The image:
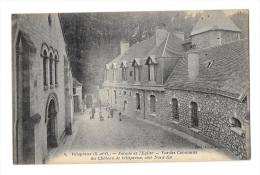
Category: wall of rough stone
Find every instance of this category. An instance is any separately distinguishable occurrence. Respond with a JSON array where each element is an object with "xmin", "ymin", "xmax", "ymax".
[
  {"xmin": 162, "ymin": 89, "xmax": 248, "ymax": 159},
  {"xmin": 221, "ymin": 31, "xmax": 240, "ymax": 45},
  {"xmin": 192, "ymin": 30, "xmax": 240, "ymax": 49},
  {"xmin": 192, "ymin": 31, "xmax": 220, "ymax": 49}
]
